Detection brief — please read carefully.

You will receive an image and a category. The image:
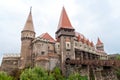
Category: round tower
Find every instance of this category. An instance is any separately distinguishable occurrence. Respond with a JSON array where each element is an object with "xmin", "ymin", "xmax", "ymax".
[{"xmin": 20, "ymin": 8, "xmax": 35, "ymax": 68}]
